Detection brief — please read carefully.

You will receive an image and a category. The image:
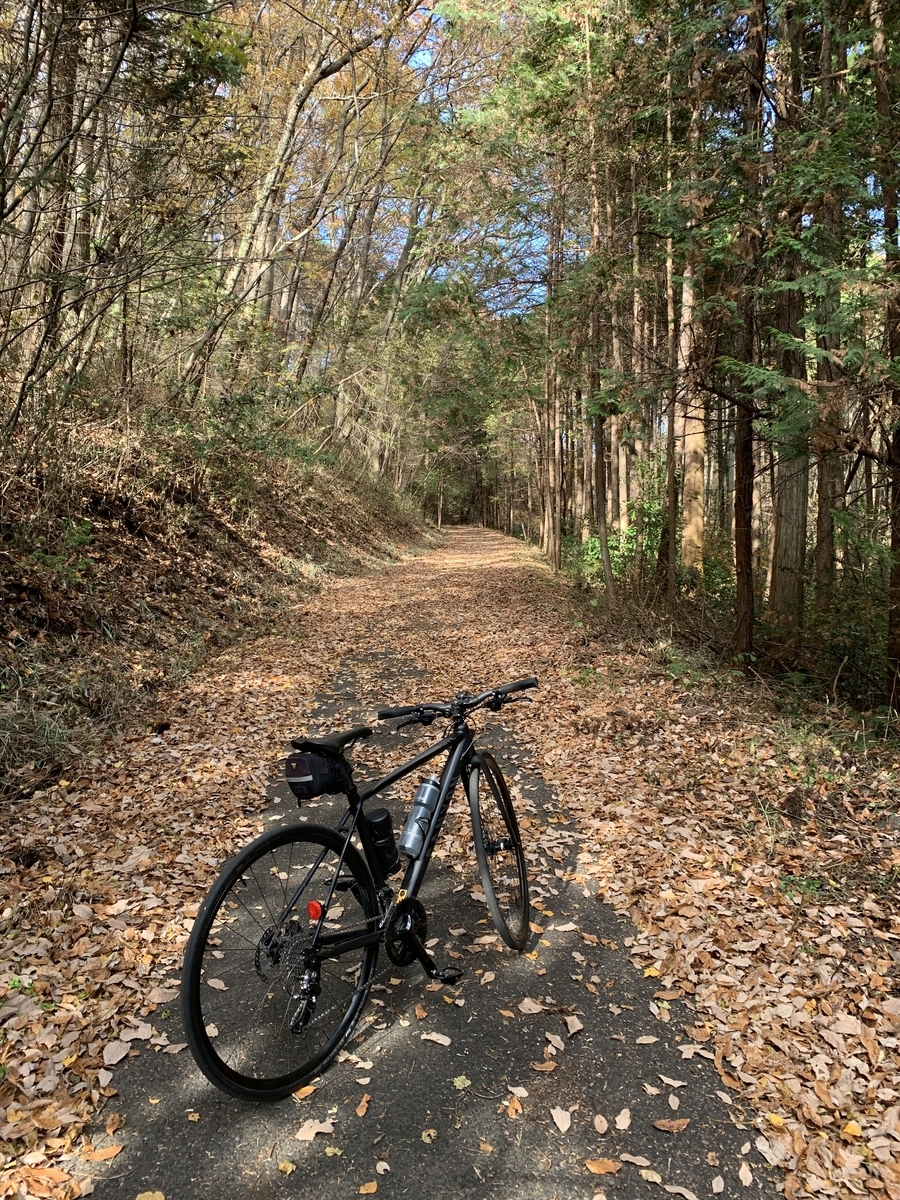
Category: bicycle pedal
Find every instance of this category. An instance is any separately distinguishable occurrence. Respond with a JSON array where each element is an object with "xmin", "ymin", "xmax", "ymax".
[{"xmin": 435, "ymin": 966, "xmax": 463, "ymax": 985}]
